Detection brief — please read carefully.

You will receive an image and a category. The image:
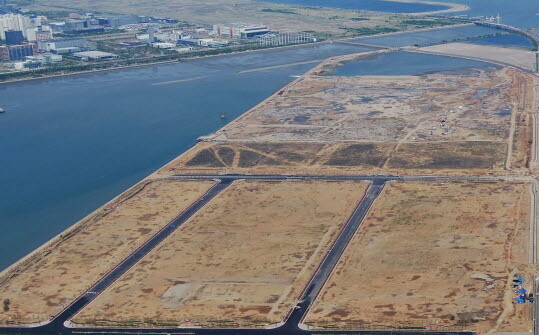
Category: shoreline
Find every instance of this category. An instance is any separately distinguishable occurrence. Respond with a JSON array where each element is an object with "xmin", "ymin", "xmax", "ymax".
[
  {"xmin": 0, "ymin": 41, "xmax": 330, "ymax": 86},
  {"xmin": 0, "ymin": 23, "xmax": 473, "ymax": 86},
  {"xmin": 385, "ymin": 0, "xmax": 470, "ymax": 16}
]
